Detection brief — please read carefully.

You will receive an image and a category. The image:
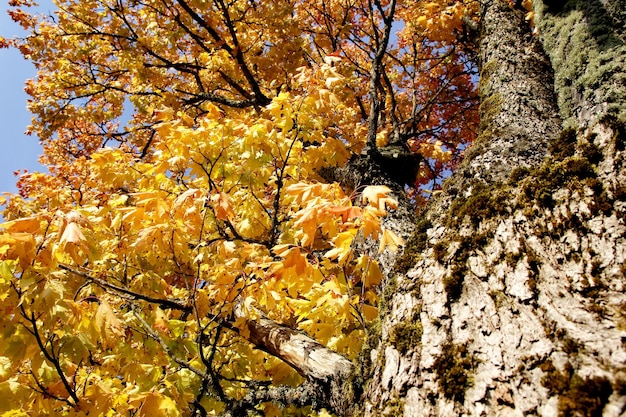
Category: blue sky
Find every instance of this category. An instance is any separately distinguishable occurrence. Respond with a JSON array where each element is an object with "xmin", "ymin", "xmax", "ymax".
[{"xmin": 0, "ymin": 0, "xmax": 55, "ymax": 195}]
